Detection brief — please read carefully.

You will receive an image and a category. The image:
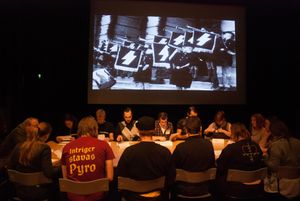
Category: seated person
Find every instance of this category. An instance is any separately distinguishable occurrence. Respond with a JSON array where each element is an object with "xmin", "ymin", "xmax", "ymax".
[
  {"xmin": 0, "ymin": 117, "xmax": 39, "ymax": 168},
  {"xmin": 171, "ymin": 116, "xmax": 215, "ymax": 198},
  {"xmin": 117, "ymin": 116, "xmax": 172, "ymax": 201},
  {"xmin": 61, "ymin": 116, "xmax": 114, "ymax": 201},
  {"xmin": 96, "ymin": 109, "xmax": 115, "ymax": 141},
  {"xmin": 8, "ymin": 122, "xmax": 61, "ymax": 201},
  {"xmin": 153, "ymin": 112, "xmax": 174, "ymax": 141},
  {"xmin": 264, "ymin": 119, "xmax": 300, "ymax": 198},
  {"xmin": 115, "ymin": 107, "xmax": 139, "ymax": 142},
  {"xmin": 216, "ymin": 122, "xmax": 265, "ymax": 199},
  {"xmin": 170, "ymin": 106, "xmax": 202, "ymax": 141},
  {"xmin": 56, "ymin": 114, "xmax": 78, "ymax": 142},
  {"xmin": 171, "ymin": 116, "xmax": 202, "ymax": 141},
  {"xmin": 204, "ymin": 110, "xmax": 231, "ymax": 139}
]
